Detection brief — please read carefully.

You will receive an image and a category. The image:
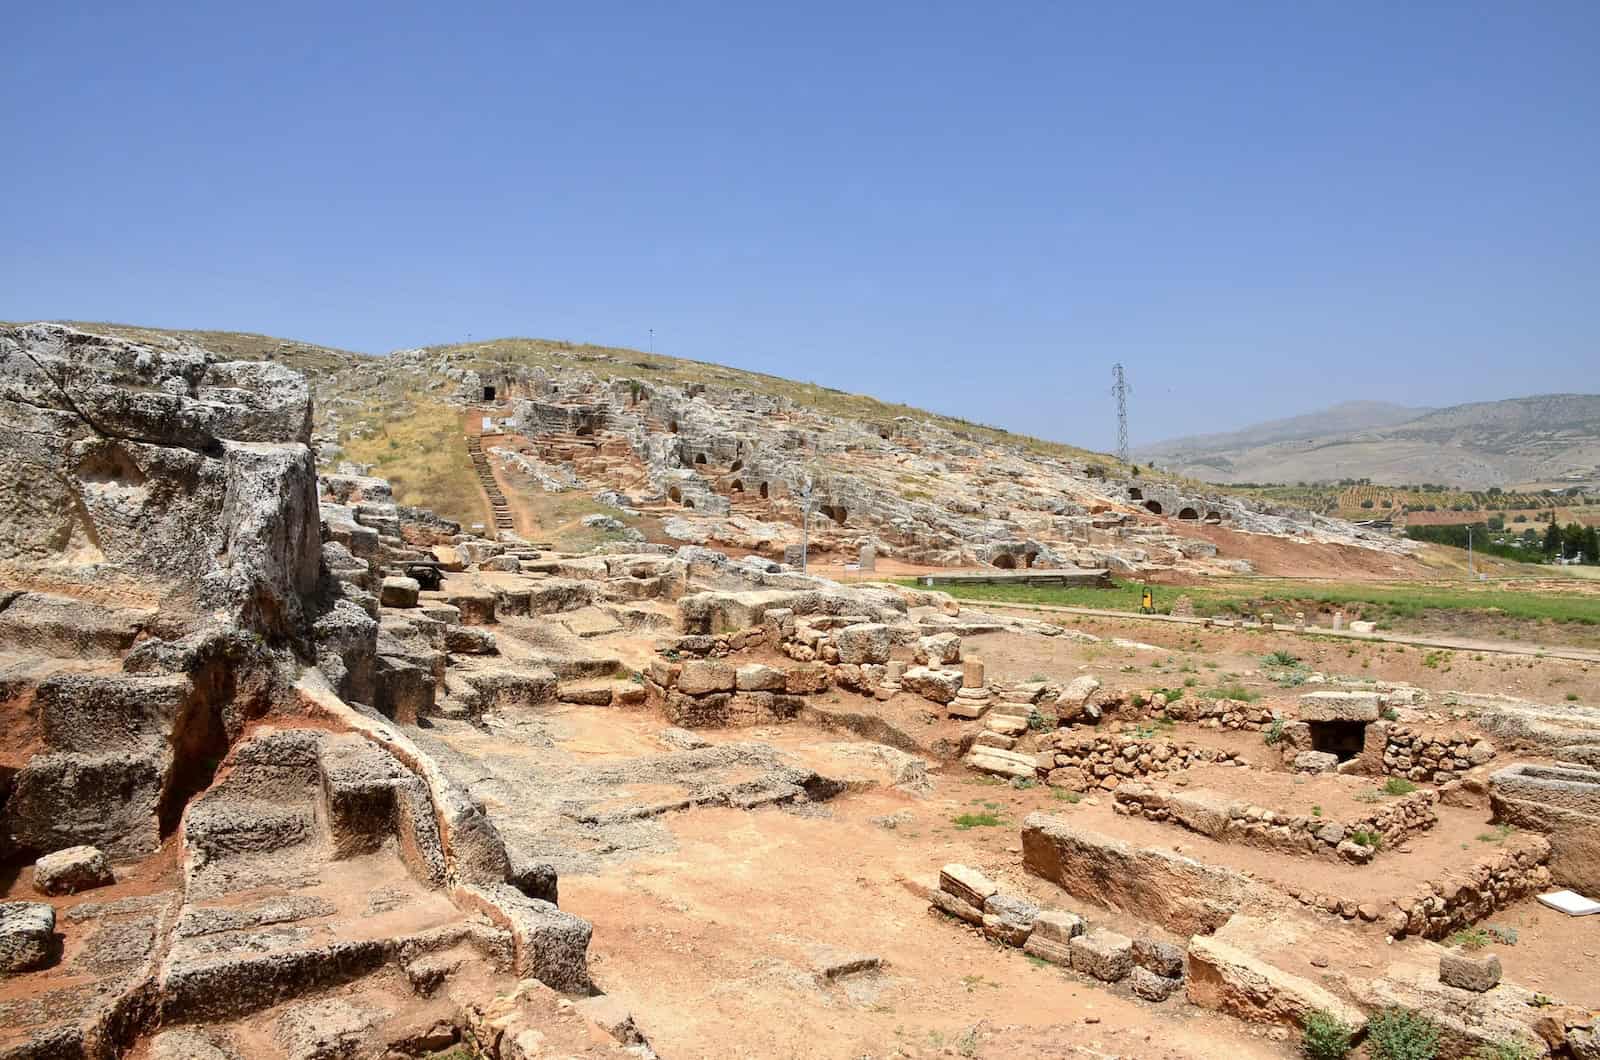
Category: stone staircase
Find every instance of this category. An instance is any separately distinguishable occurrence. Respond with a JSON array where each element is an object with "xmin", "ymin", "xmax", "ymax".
[{"xmin": 466, "ymin": 435, "xmax": 515, "ymax": 532}]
